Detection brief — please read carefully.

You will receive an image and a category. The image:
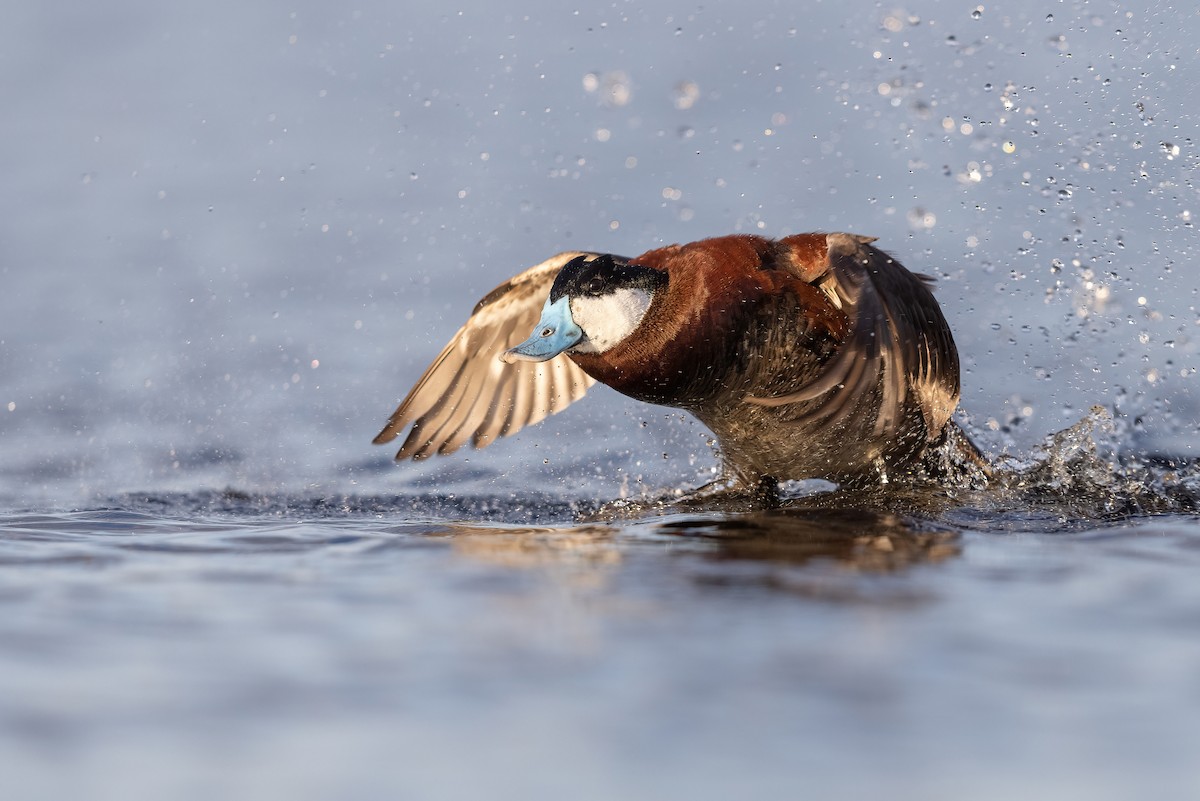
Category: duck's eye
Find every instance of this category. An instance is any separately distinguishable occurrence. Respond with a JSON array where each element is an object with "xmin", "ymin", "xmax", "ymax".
[{"xmin": 585, "ymin": 277, "xmax": 605, "ymax": 295}]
